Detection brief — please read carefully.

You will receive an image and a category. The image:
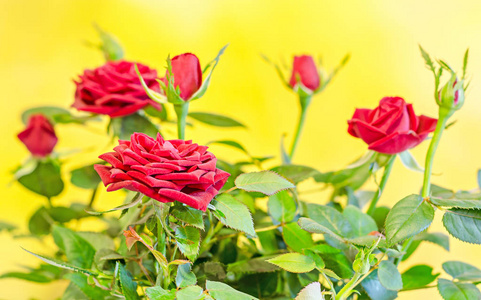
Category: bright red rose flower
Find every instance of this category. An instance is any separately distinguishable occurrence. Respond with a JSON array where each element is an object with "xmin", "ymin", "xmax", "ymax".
[
  {"xmin": 289, "ymin": 55, "xmax": 320, "ymax": 92},
  {"xmin": 348, "ymin": 97, "xmax": 438, "ymax": 154},
  {"xmin": 17, "ymin": 114, "xmax": 58, "ymax": 157},
  {"xmin": 73, "ymin": 60, "xmax": 161, "ymax": 118},
  {"xmin": 162, "ymin": 53, "xmax": 202, "ymax": 101},
  {"xmin": 94, "ymin": 132, "xmax": 230, "ymax": 211}
]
